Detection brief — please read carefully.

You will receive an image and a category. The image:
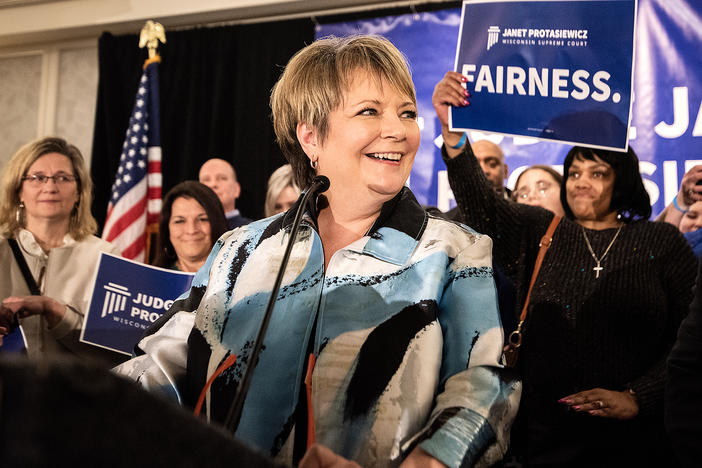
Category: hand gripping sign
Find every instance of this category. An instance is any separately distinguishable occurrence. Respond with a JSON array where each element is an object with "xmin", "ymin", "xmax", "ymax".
[
  {"xmin": 450, "ymin": 0, "xmax": 637, "ymax": 151},
  {"xmin": 80, "ymin": 253, "xmax": 194, "ymax": 355}
]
